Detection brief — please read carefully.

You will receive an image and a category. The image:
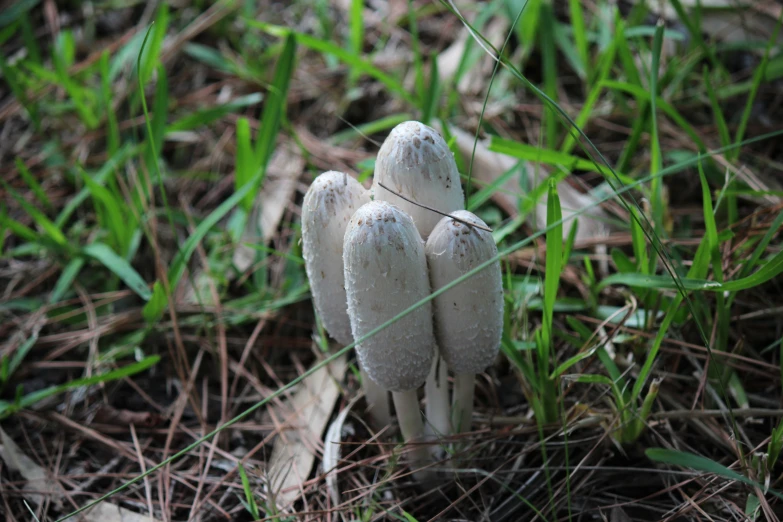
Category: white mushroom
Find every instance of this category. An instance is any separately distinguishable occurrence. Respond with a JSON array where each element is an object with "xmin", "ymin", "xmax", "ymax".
[
  {"xmin": 372, "ymin": 121, "xmax": 465, "ymax": 444},
  {"xmin": 372, "ymin": 121, "xmax": 464, "ymax": 239},
  {"xmin": 425, "ymin": 210, "xmax": 503, "ymax": 434},
  {"xmin": 343, "ymin": 200, "xmax": 435, "ymax": 472},
  {"xmin": 301, "ymin": 171, "xmax": 390, "ymax": 427}
]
